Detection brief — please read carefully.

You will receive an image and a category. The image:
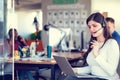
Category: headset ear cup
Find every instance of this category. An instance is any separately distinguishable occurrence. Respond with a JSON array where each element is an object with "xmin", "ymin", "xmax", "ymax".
[{"xmin": 102, "ymin": 19, "xmax": 106, "ymax": 28}]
